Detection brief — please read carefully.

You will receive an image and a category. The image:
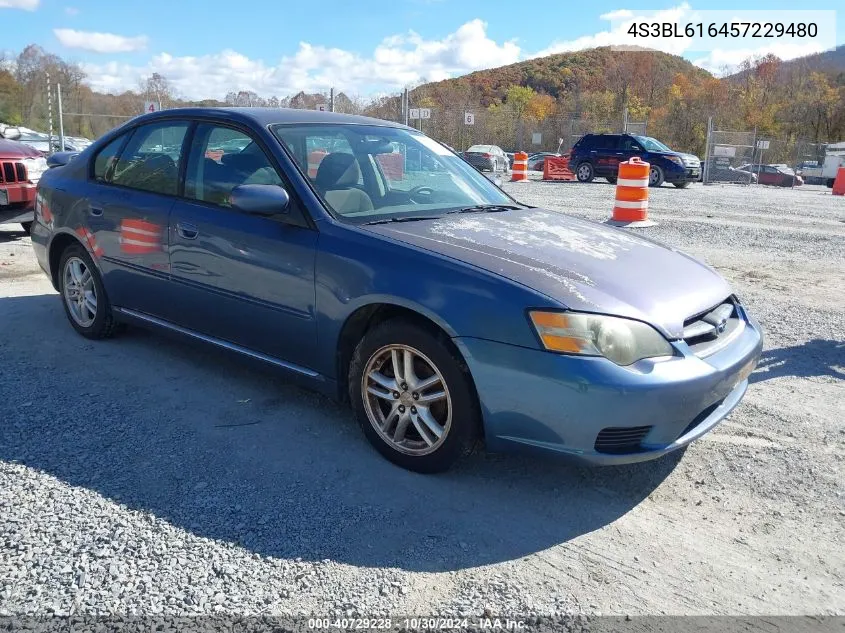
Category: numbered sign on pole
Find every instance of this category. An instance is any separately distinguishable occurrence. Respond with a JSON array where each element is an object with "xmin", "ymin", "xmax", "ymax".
[
  {"xmin": 409, "ymin": 108, "xmax": 420, "ymax": 120},
  {"xmin": 464, "ymin": 112, "xmax": 475, "ymax": 126},
  {"xmin": 756, "ymin": 140, "xmax": 770, "ymax": 150},
  {"xmin": 315, "ymin": 103, "xmax": 328, "ymax": 112},
  {"xmin": 143, "ymin": 101, "xmax": 159, "ymax": 114},
  {"xmin": 419, "ymin": 108, "xmax": 431, "ymax": 120}
]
